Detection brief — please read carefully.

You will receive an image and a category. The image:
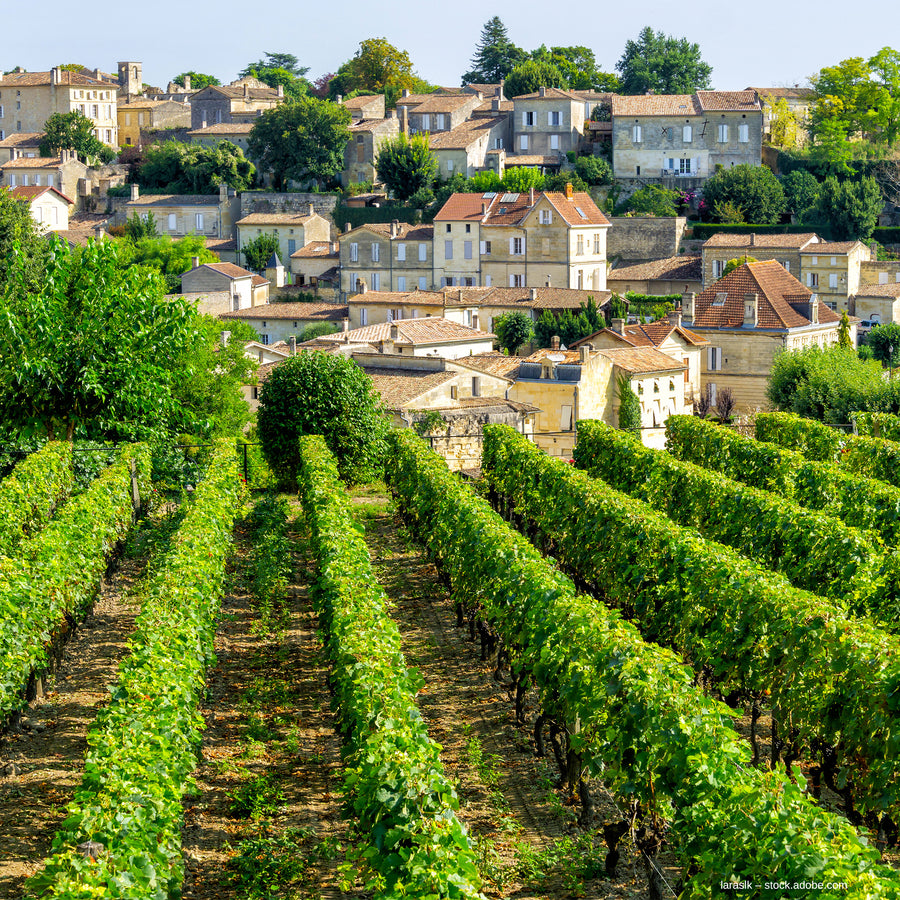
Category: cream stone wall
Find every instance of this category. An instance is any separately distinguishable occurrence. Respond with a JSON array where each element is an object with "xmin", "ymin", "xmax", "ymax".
[
  {"xmin": 799, "ymin": 246, "xmax": 871, "ymax": 312},
  {"xmin": 28, "ymin": 191, "xmax": 71, "ymax": 231},
  {"xmin": 702, "ymin": 247, "xmax": 802, "ymax": 287},
  {"xmin": 853, "ymin": 294, "xmax": 900, "ymax": 325},
  {"xmin": 238, "ymin": 215, "xmax": 330, "ymax": 268},
  {"xmin": 512, "ymin": 96, "xmax": 584, "ymax": 157},
  {"xmin": 434, "ymin": 220, "xmax": 481, "ymax": 287},
  {"xmin": 341, "ymin": 229, "xmax": 435, "ymax": 294},
  {"xmin": 860, "ymin": 260, "xmax": 900, "ymax": 286}
]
